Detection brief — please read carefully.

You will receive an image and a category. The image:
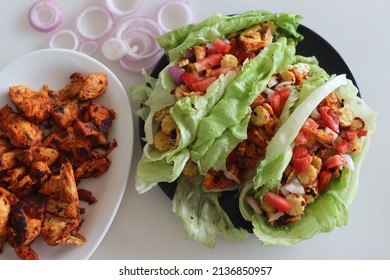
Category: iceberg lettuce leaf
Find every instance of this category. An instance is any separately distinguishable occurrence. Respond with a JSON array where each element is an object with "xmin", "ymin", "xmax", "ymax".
[{"xmin": 173, "ymin": 176, "xmax": 249, "ymax": 248}]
